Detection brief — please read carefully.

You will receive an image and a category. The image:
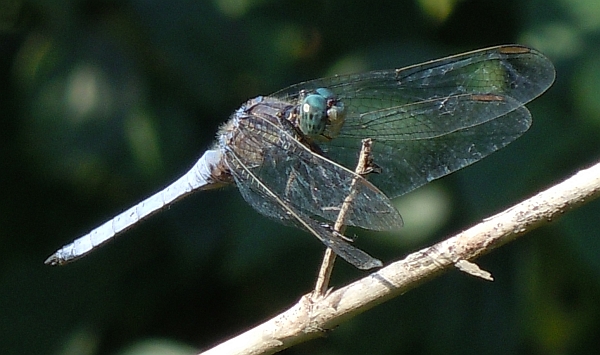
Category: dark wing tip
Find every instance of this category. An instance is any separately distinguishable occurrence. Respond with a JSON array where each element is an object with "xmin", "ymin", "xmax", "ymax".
[
  {"xmin": 498, "ymin": 45, "xmax": 531, "ymax": 54},
  {"xmin": 358, "ymin": 258, "xmax": 384, "ymax": 270}
]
